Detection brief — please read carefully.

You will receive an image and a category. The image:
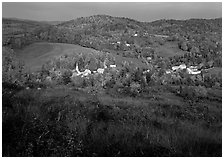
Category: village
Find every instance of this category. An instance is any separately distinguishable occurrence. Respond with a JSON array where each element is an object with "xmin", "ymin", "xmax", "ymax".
[{"xmin": 25, "ymin": 51, "xmax": 211, "ymax": 92}]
